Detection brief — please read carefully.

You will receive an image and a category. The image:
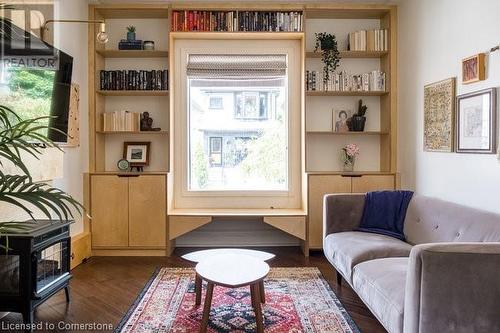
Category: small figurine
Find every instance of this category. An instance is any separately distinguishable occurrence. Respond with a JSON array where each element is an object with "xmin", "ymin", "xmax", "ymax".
[{"xmin": 140, "ymin": 112, "xmax": 161, "ymax": 131}]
